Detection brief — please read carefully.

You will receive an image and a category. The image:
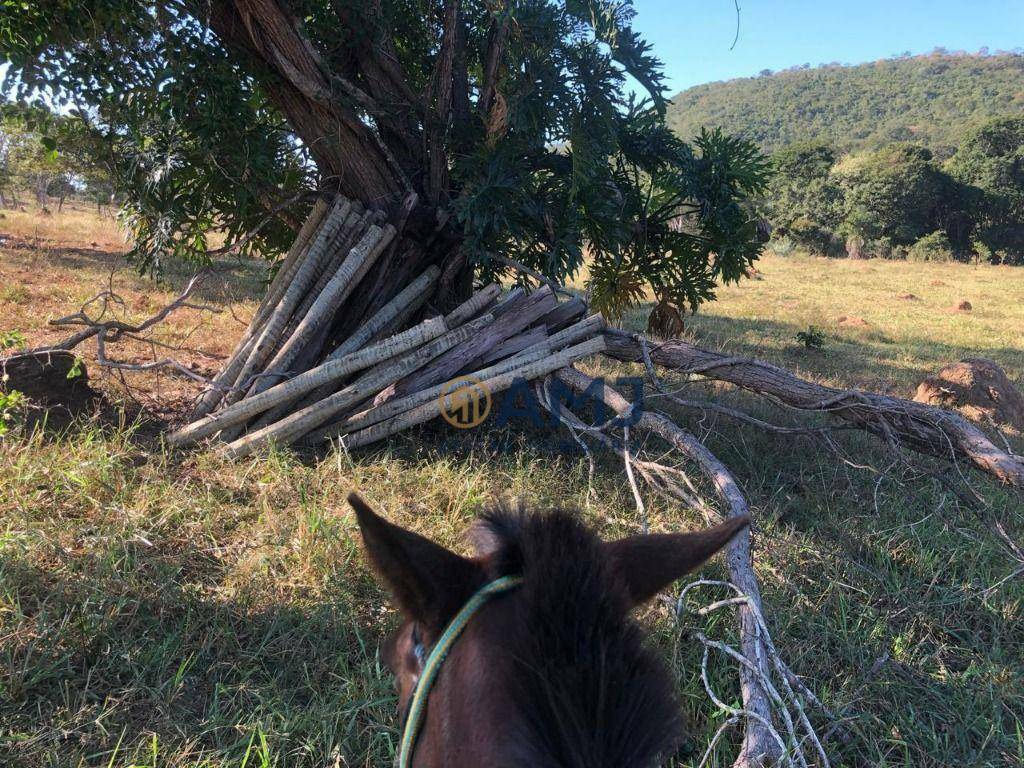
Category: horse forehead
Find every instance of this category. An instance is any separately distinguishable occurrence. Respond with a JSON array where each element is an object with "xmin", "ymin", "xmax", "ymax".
[
  {"xmin": 440, "ymin": 594, "xmax": 523, "ymax": 699},
  {"xmin": 456, "ymin": 593, "xmax": 520, "ymax": 663}
]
